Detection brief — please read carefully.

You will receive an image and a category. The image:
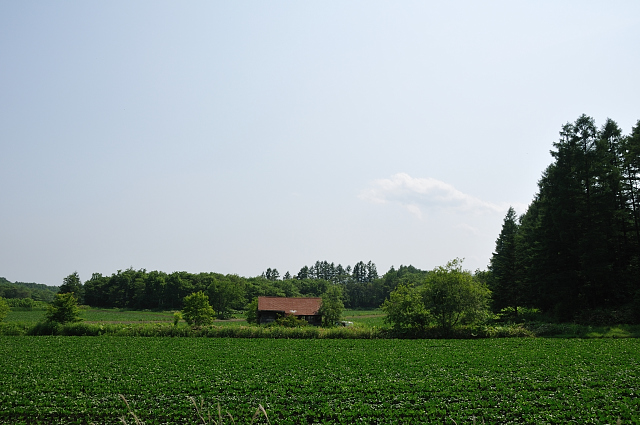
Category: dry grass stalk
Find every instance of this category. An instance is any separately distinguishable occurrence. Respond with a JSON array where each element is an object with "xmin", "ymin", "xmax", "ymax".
[
  {"xmin": 119, "ymin": 394, "xmax": 143, "ymax": 425},
  {"xmin": 119, "ymin": 394, "xmax": 269, "ymax": 425}
]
